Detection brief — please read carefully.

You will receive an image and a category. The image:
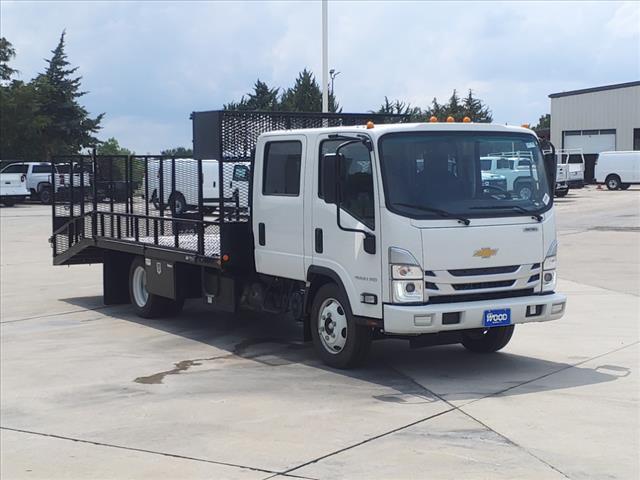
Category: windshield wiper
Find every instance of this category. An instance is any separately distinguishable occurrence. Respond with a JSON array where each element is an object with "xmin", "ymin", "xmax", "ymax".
[
  {"xmin": 470, "ymin": 205, "xmax": 543, "ymax": 222},
  {"xmin": 393, "ymin": 202, "xmax": 471, "ymax": 226}
]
